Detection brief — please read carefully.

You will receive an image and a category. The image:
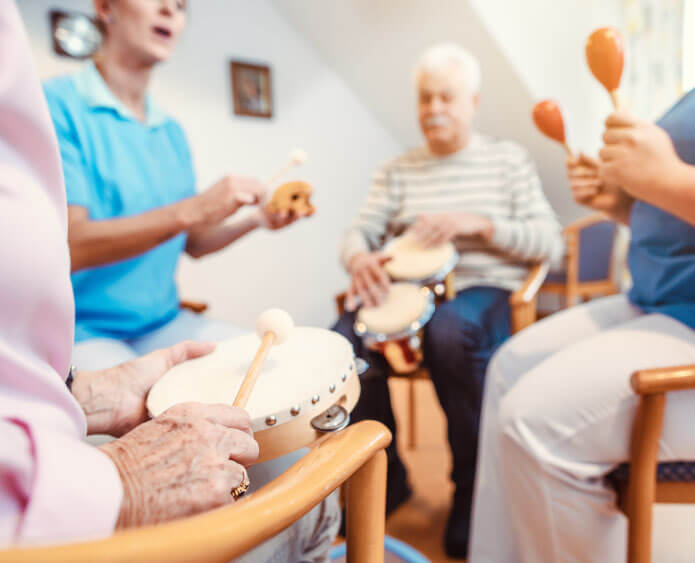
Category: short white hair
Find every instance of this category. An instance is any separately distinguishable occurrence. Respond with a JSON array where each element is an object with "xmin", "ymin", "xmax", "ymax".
[{"xmin": 413, "ymin": 43, "xmax": 481, "ymax": 93}]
